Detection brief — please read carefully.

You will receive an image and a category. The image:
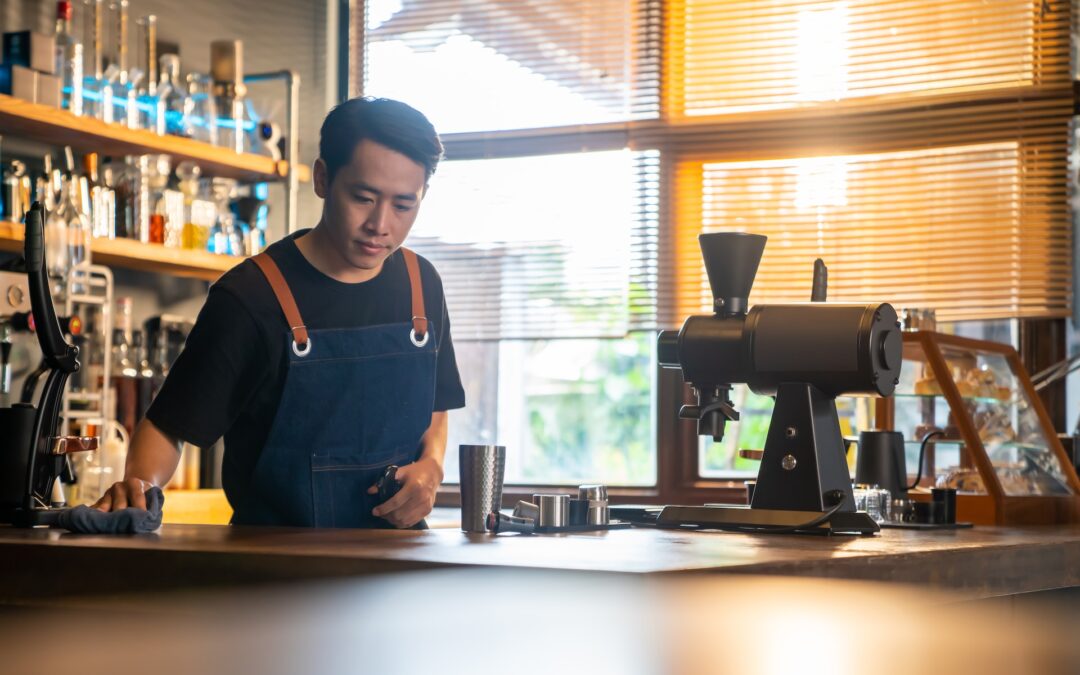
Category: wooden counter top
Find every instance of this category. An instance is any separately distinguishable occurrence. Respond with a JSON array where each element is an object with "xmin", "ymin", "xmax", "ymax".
[{"xmin": 2, "ymin": 523, "xmax": 1079, "ymax": 602}]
